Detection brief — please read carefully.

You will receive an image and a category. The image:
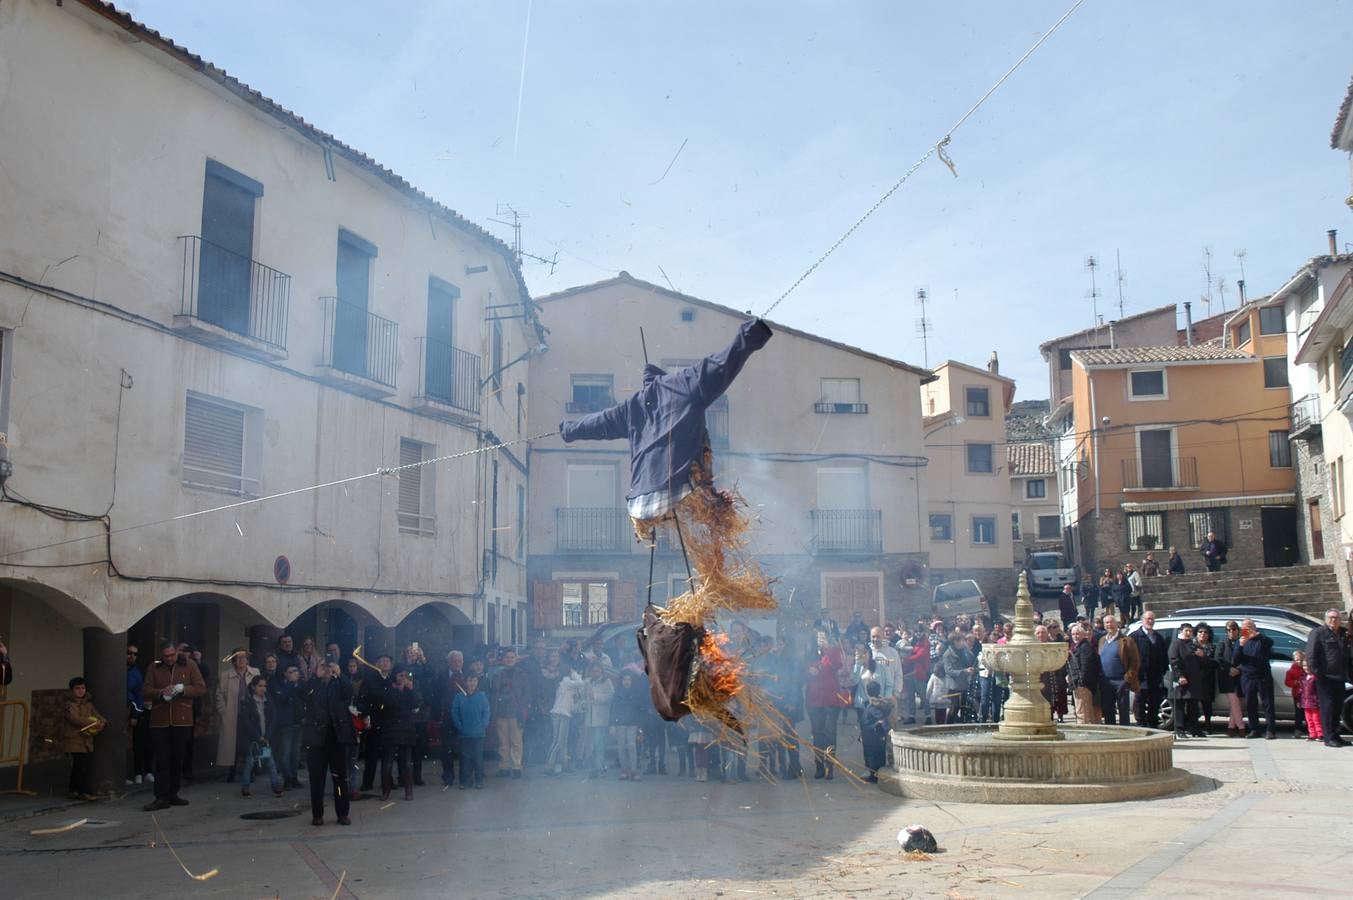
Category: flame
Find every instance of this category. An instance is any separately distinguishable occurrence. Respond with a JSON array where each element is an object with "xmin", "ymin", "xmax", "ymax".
[{"xmin": 699, "ymin": 631, "xmax": 746, "ymax": 699}]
